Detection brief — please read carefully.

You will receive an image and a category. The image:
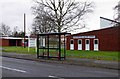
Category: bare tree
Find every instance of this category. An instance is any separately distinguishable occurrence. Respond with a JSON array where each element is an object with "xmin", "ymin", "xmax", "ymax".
[
  {"xmin": 32, "ymin": 0, "xmax": 94, "ymax": 33},
  {"xmin": 11, "ymin": 26, "xmax": 20, "ymax": 37},
  {"xmin": 32, "ymin": 13, "xmax": 56, "ymax": 34},
  {"xmin": 0, "ymin": 23, "xmax": 11, "ymax": 36},
  {"xmin": 114, "ymin": 1, "xmax": 120, "ymax": 22}
]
